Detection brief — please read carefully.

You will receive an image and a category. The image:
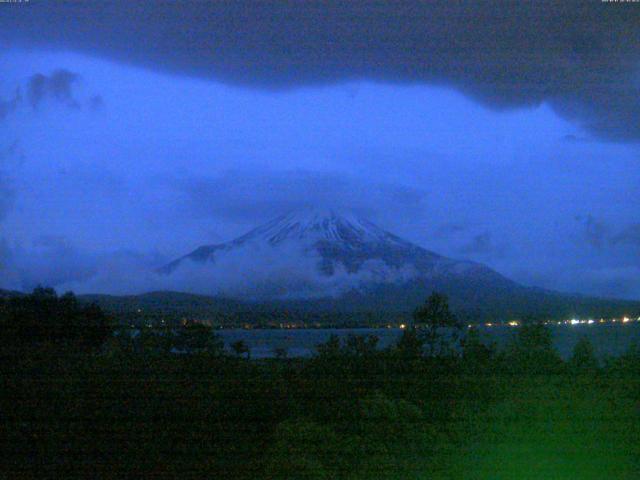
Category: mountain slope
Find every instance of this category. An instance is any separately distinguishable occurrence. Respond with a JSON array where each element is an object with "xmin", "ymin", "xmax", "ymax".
[
  {"xmin": 162, "ymin": 207, "xmax": 513, "ymax": 285},
  {"xmin": 0, "ymin": 288, "xmax": 23, "ymax": 298},
  {"xmin": 154, "ymin": 208, "xmax": 640, "ymax": 322}
]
